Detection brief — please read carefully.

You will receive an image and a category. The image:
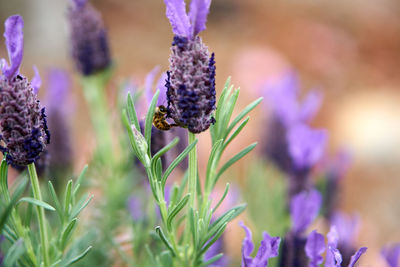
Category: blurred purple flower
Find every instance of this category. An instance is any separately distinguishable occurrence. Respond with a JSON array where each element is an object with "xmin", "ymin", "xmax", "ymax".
[
  {"xmin": 290, "ymin": 189, "xmax": 322, "ymax": 234},
  {"xmin": 382, "ymin": 243, "xmax": 400, "ymax": 267},
  {"xmin": 381, "ymin": 243, "xmax": 400, "ymax": 267},
  {"xmin": 263, "ymin": 72, "xmax": 322, "ymax": 128},
  {"xmin": 286, "ymin": 123, "xmax": 327, "ymax": 171},
  {"xmin": 127, "ymin": 196, "xmax": 144, "ymax": 221},
  {"xmin": 44, "ymin": 69, "xmax": 73, "ymax": 172},
  {"xmin": 325, "ymin": 226, "xmax": 342, "ymax": 267},
  {"xmin": 67, "ymin": 0, "xmax": 111, "ymax": 76},
  {"xmin": 305, "ymin": 230, "xmax": 325, "ymax": 267},
  {"xmin": 239, "ymin": 222, "xmax": 280, "ymax": 267}
]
